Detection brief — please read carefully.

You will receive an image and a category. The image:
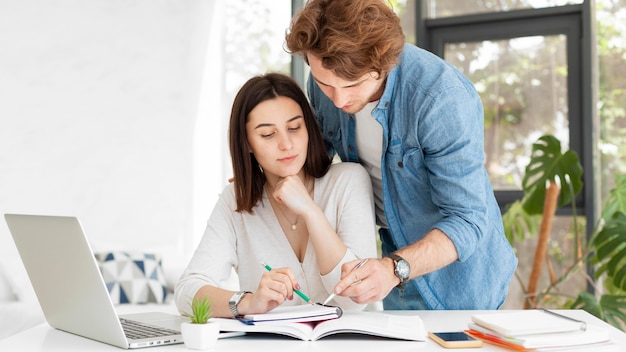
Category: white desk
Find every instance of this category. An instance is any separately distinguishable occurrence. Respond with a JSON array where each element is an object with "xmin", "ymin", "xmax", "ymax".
[{"xmin": 1, "ymin": 310, "xmax": 624, "ymax": 351}]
